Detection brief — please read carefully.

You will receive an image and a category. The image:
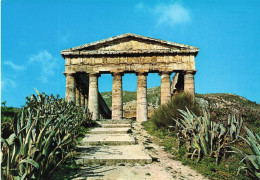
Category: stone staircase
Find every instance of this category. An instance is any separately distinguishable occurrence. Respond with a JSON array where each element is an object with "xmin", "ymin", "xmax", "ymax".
[{"xmin": 75, "ymin": 119, "xmax": 152, "ymax": 165}]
